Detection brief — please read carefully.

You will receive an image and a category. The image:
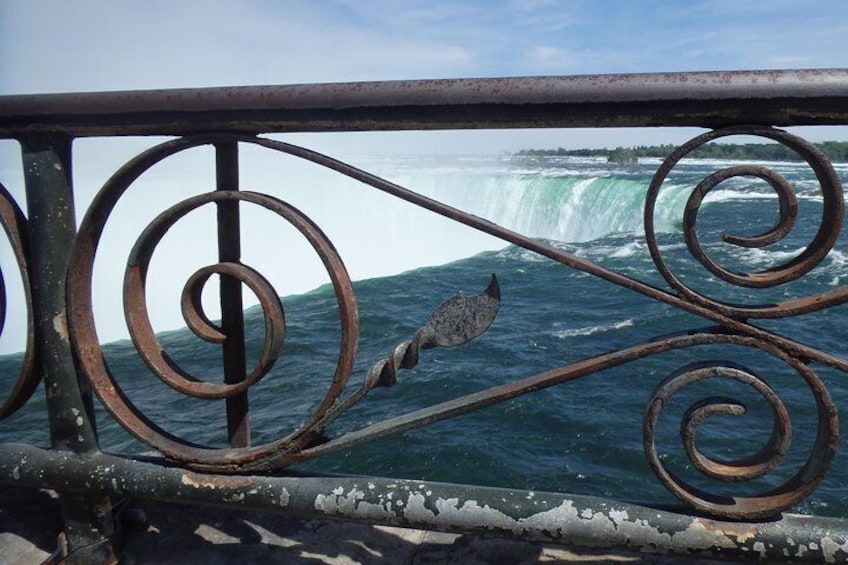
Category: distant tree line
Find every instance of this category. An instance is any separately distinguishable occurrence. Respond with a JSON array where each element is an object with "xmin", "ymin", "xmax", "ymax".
[{"xmin": 516, "ymin": 141, "xmax": 848, "ymax": 164}]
